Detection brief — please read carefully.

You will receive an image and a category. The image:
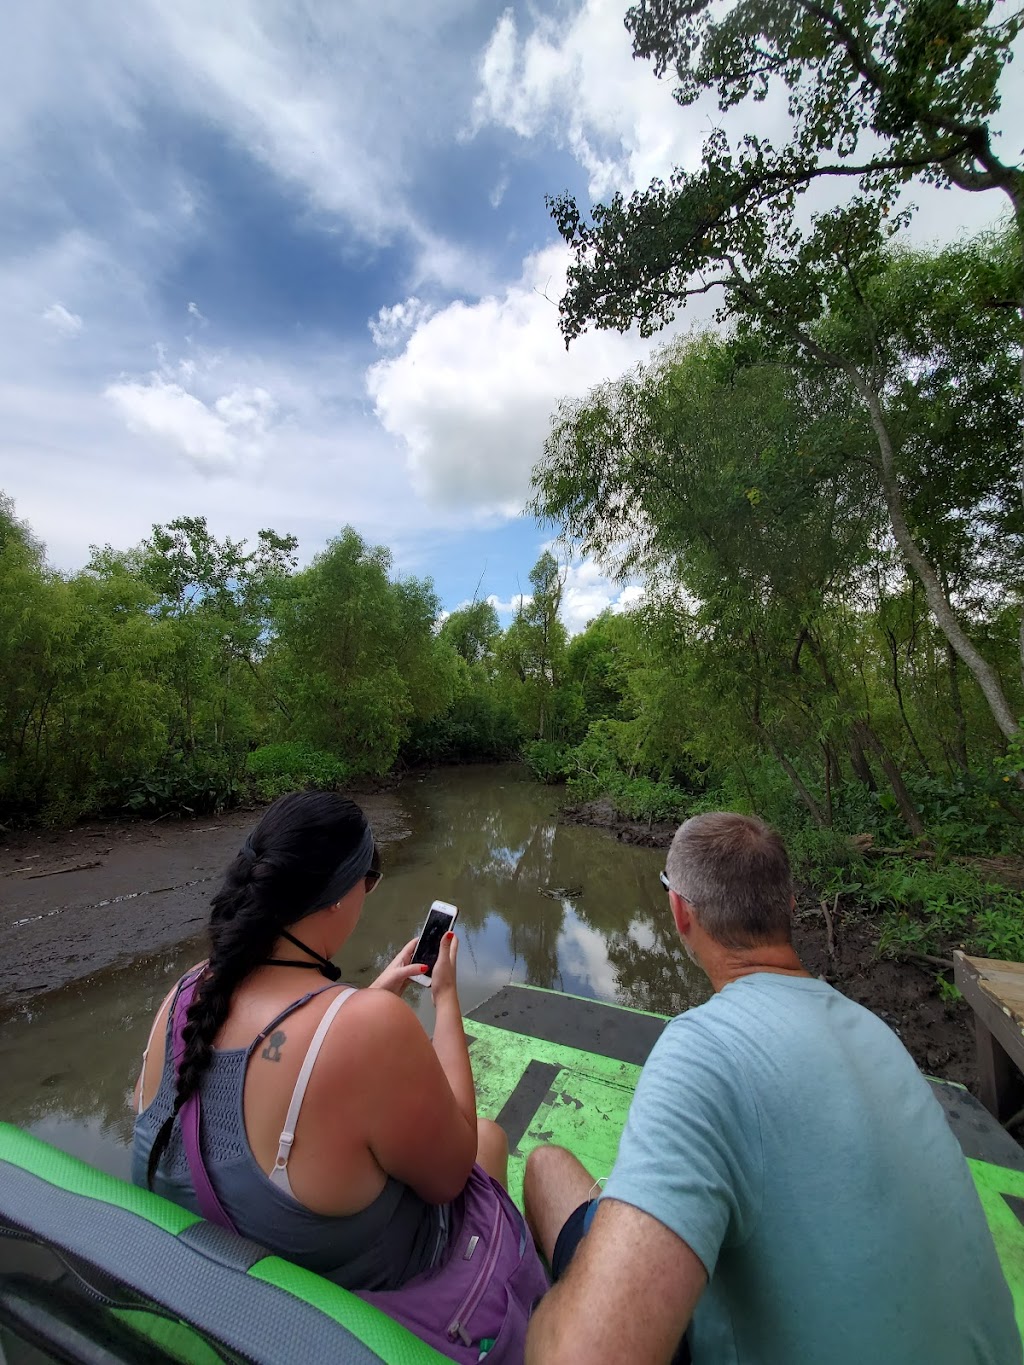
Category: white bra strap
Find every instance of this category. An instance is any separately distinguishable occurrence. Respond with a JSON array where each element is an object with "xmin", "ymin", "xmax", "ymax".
[{"xmin": 271, "ymin": 987, "xmax": 357, "ymax": 1179}]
